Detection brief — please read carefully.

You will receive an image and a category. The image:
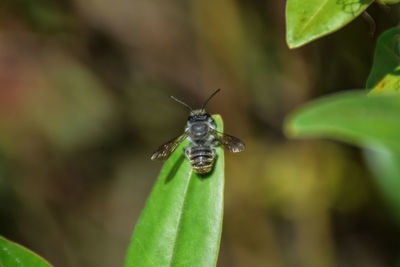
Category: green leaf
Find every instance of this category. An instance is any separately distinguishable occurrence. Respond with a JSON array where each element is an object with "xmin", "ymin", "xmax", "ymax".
[
  {"xmin": 364, "ymin": 147, "xmax": 400, "ymax": 223},
  {"xmin": 284, "ymin": 91, "xmax": 400, "ymax": 224},
  {"xmin": 0, "ymin": 236, "xmax": 52, "ymax": 267},
  {"xmin": 366, "ymin": 27, "xmax": 400, "ymax": 94},
  {"xmin": 124, "ymin": 115, "xmax": 225, "ymax": 267},
  {"xmin": 284, "ymin": 91, "xmax": 400, "ymax": 151},
  {"xmin": 286, "ymin": 0, "xmax": 373, "ymax": 48}
]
